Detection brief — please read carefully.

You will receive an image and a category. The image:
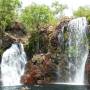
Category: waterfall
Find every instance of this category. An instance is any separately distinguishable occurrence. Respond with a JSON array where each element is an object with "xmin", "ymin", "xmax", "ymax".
[
  {"xmin": 56, "ymin": 17, "xmax": 89, "ymax": 85},
  {"xmin": 1, "ymin": 43, "xmax": 27, "ymax": 86},
  {"xmin": 67, "ymin": 17, "xmax": 89, "ymax": 84}
]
